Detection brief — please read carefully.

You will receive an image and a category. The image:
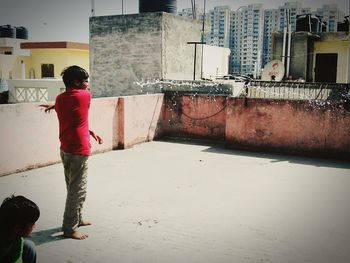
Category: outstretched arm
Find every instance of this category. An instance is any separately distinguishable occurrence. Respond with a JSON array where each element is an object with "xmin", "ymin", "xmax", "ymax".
[
  {"xmin": 39, "ymin": 104, "xmax": 55, "ymax": 113},
  {"xmin": 89, "ymin": 130, "xmax": 103, "ymax": 144}
]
